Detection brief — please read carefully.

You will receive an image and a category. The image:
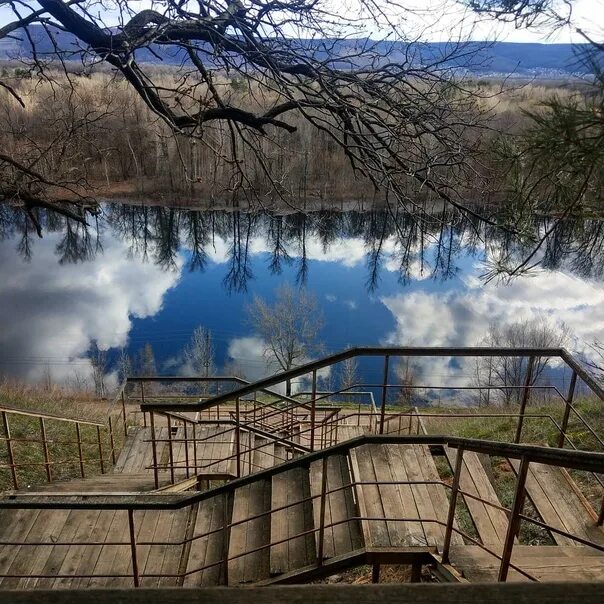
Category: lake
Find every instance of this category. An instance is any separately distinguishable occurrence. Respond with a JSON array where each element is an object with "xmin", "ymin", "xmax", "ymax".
[{"xmin": 1, "ymin": 202, "xmax": 602, "ymax": 402}]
